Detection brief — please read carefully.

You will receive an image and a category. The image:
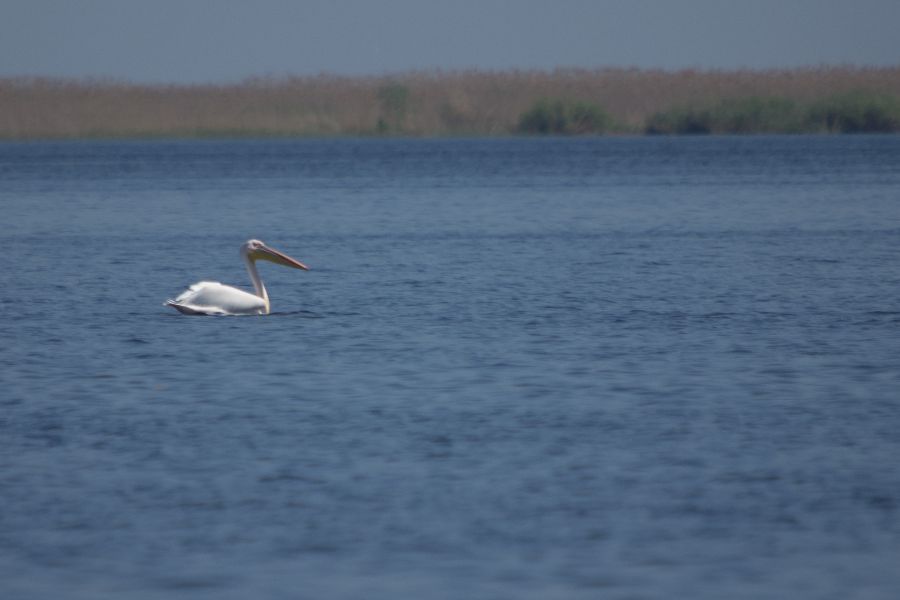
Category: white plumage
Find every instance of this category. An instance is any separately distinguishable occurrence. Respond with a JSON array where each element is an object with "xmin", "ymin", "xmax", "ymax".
[{"xmin": 167, "ymin": 281, "xmax": 267, "ymax": 315}]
